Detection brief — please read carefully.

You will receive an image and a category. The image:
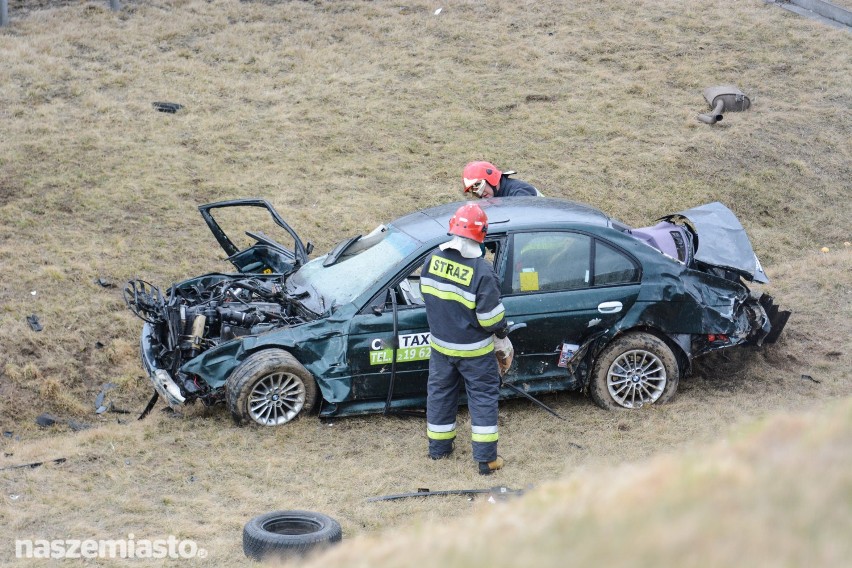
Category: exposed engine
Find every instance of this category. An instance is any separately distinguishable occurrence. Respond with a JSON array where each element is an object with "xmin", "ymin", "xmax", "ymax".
[{"xmin": 124, "ymin": 275, "xmax": 312, "ymax": 404}]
